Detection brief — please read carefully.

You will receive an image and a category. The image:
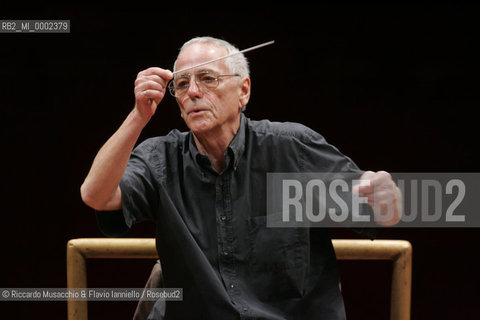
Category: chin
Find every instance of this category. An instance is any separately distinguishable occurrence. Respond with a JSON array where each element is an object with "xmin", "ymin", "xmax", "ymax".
[{"xmin": 187, "ymin": 119, "xmax": 215, "ymax": 134}]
